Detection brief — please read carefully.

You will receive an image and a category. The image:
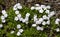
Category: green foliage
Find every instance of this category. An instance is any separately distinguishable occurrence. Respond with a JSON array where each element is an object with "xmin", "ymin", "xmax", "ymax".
[{"xmin": 0, "ymin": 6, "xmax": 59, "ymax": 37}]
